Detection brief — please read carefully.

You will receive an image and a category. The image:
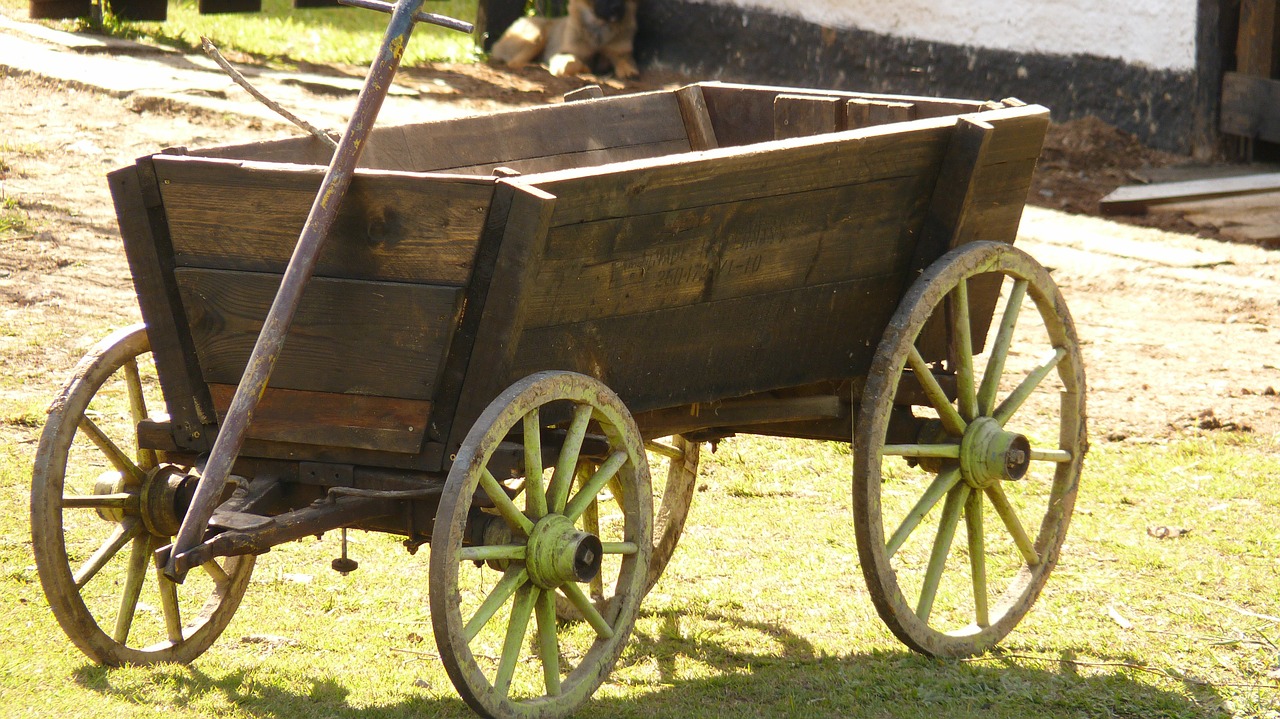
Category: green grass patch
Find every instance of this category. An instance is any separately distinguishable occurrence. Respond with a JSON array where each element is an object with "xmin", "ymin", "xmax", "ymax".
[
  {"xmin": 1, "ymin": 0, "xmax": 479, "ymax": 65},
  {"xmin": 3, "ymin": 431, "xmax": 1279, "ymax": 718}
]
